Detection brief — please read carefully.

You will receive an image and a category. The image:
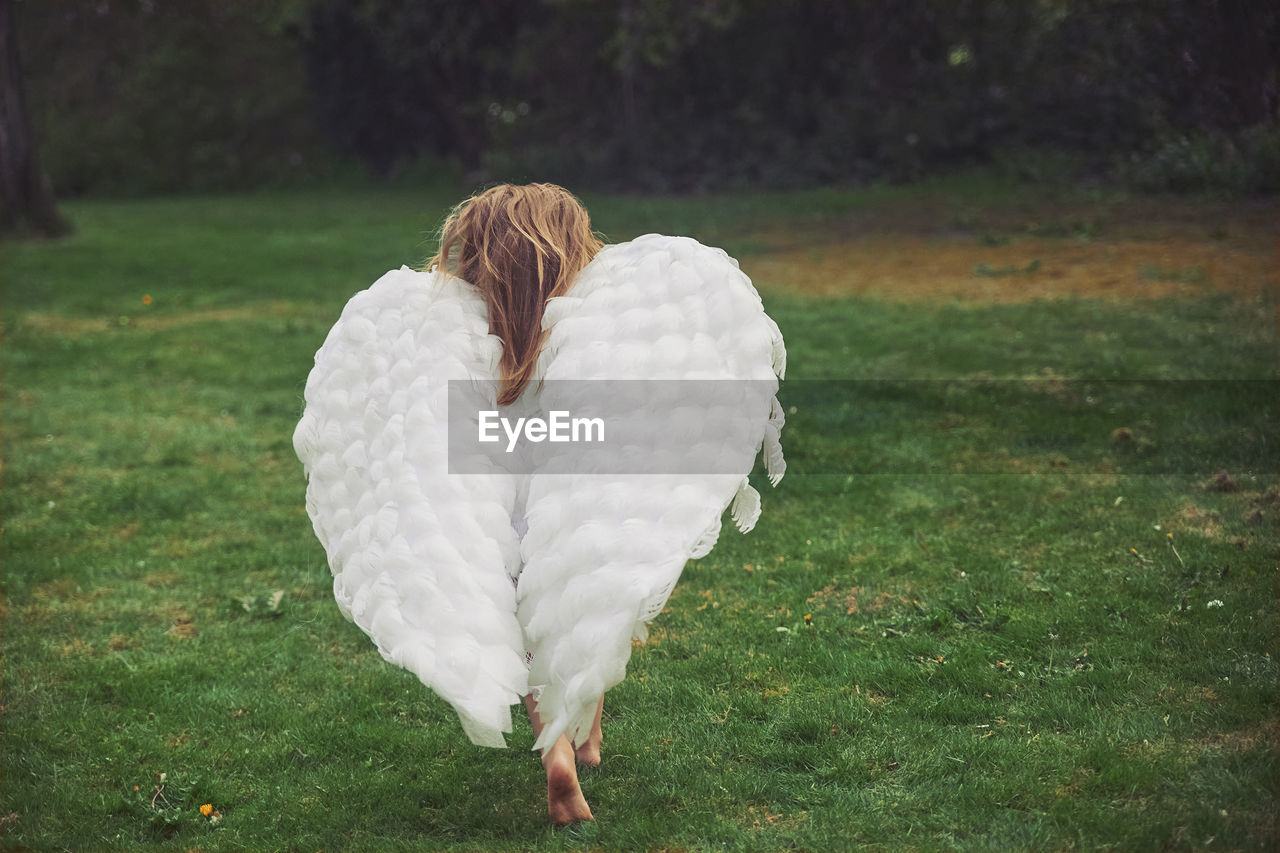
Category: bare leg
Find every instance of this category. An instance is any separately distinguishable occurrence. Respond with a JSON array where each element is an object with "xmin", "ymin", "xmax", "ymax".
[
  {"xmin": 525, "ymin": 695, "xmax": 593, "ymax": 825},
  {"xmin": 573, "ymin": 696, "xmax": 604, "ymax": 766}
]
